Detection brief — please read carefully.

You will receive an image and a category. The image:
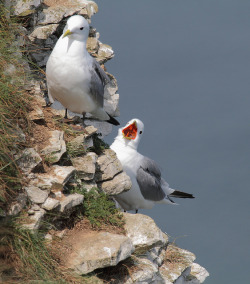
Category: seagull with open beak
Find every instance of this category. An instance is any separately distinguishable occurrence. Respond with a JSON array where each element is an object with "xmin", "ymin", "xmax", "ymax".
[{"xmin": 110, "ymin": 118, "xmax": 194, "ymax": 212}]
